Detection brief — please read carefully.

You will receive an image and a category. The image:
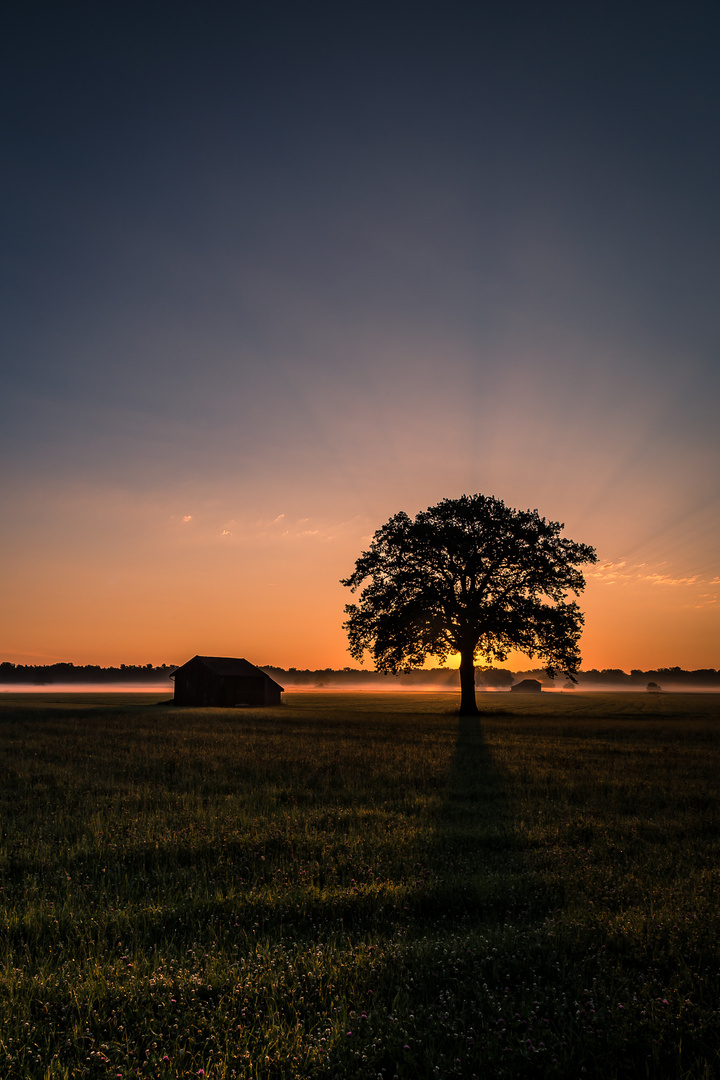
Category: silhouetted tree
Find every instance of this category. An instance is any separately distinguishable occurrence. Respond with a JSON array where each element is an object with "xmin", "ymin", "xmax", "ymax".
[{"xmin": 341, "ymin": 494, "xmax": 597, "ymax": 715}]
